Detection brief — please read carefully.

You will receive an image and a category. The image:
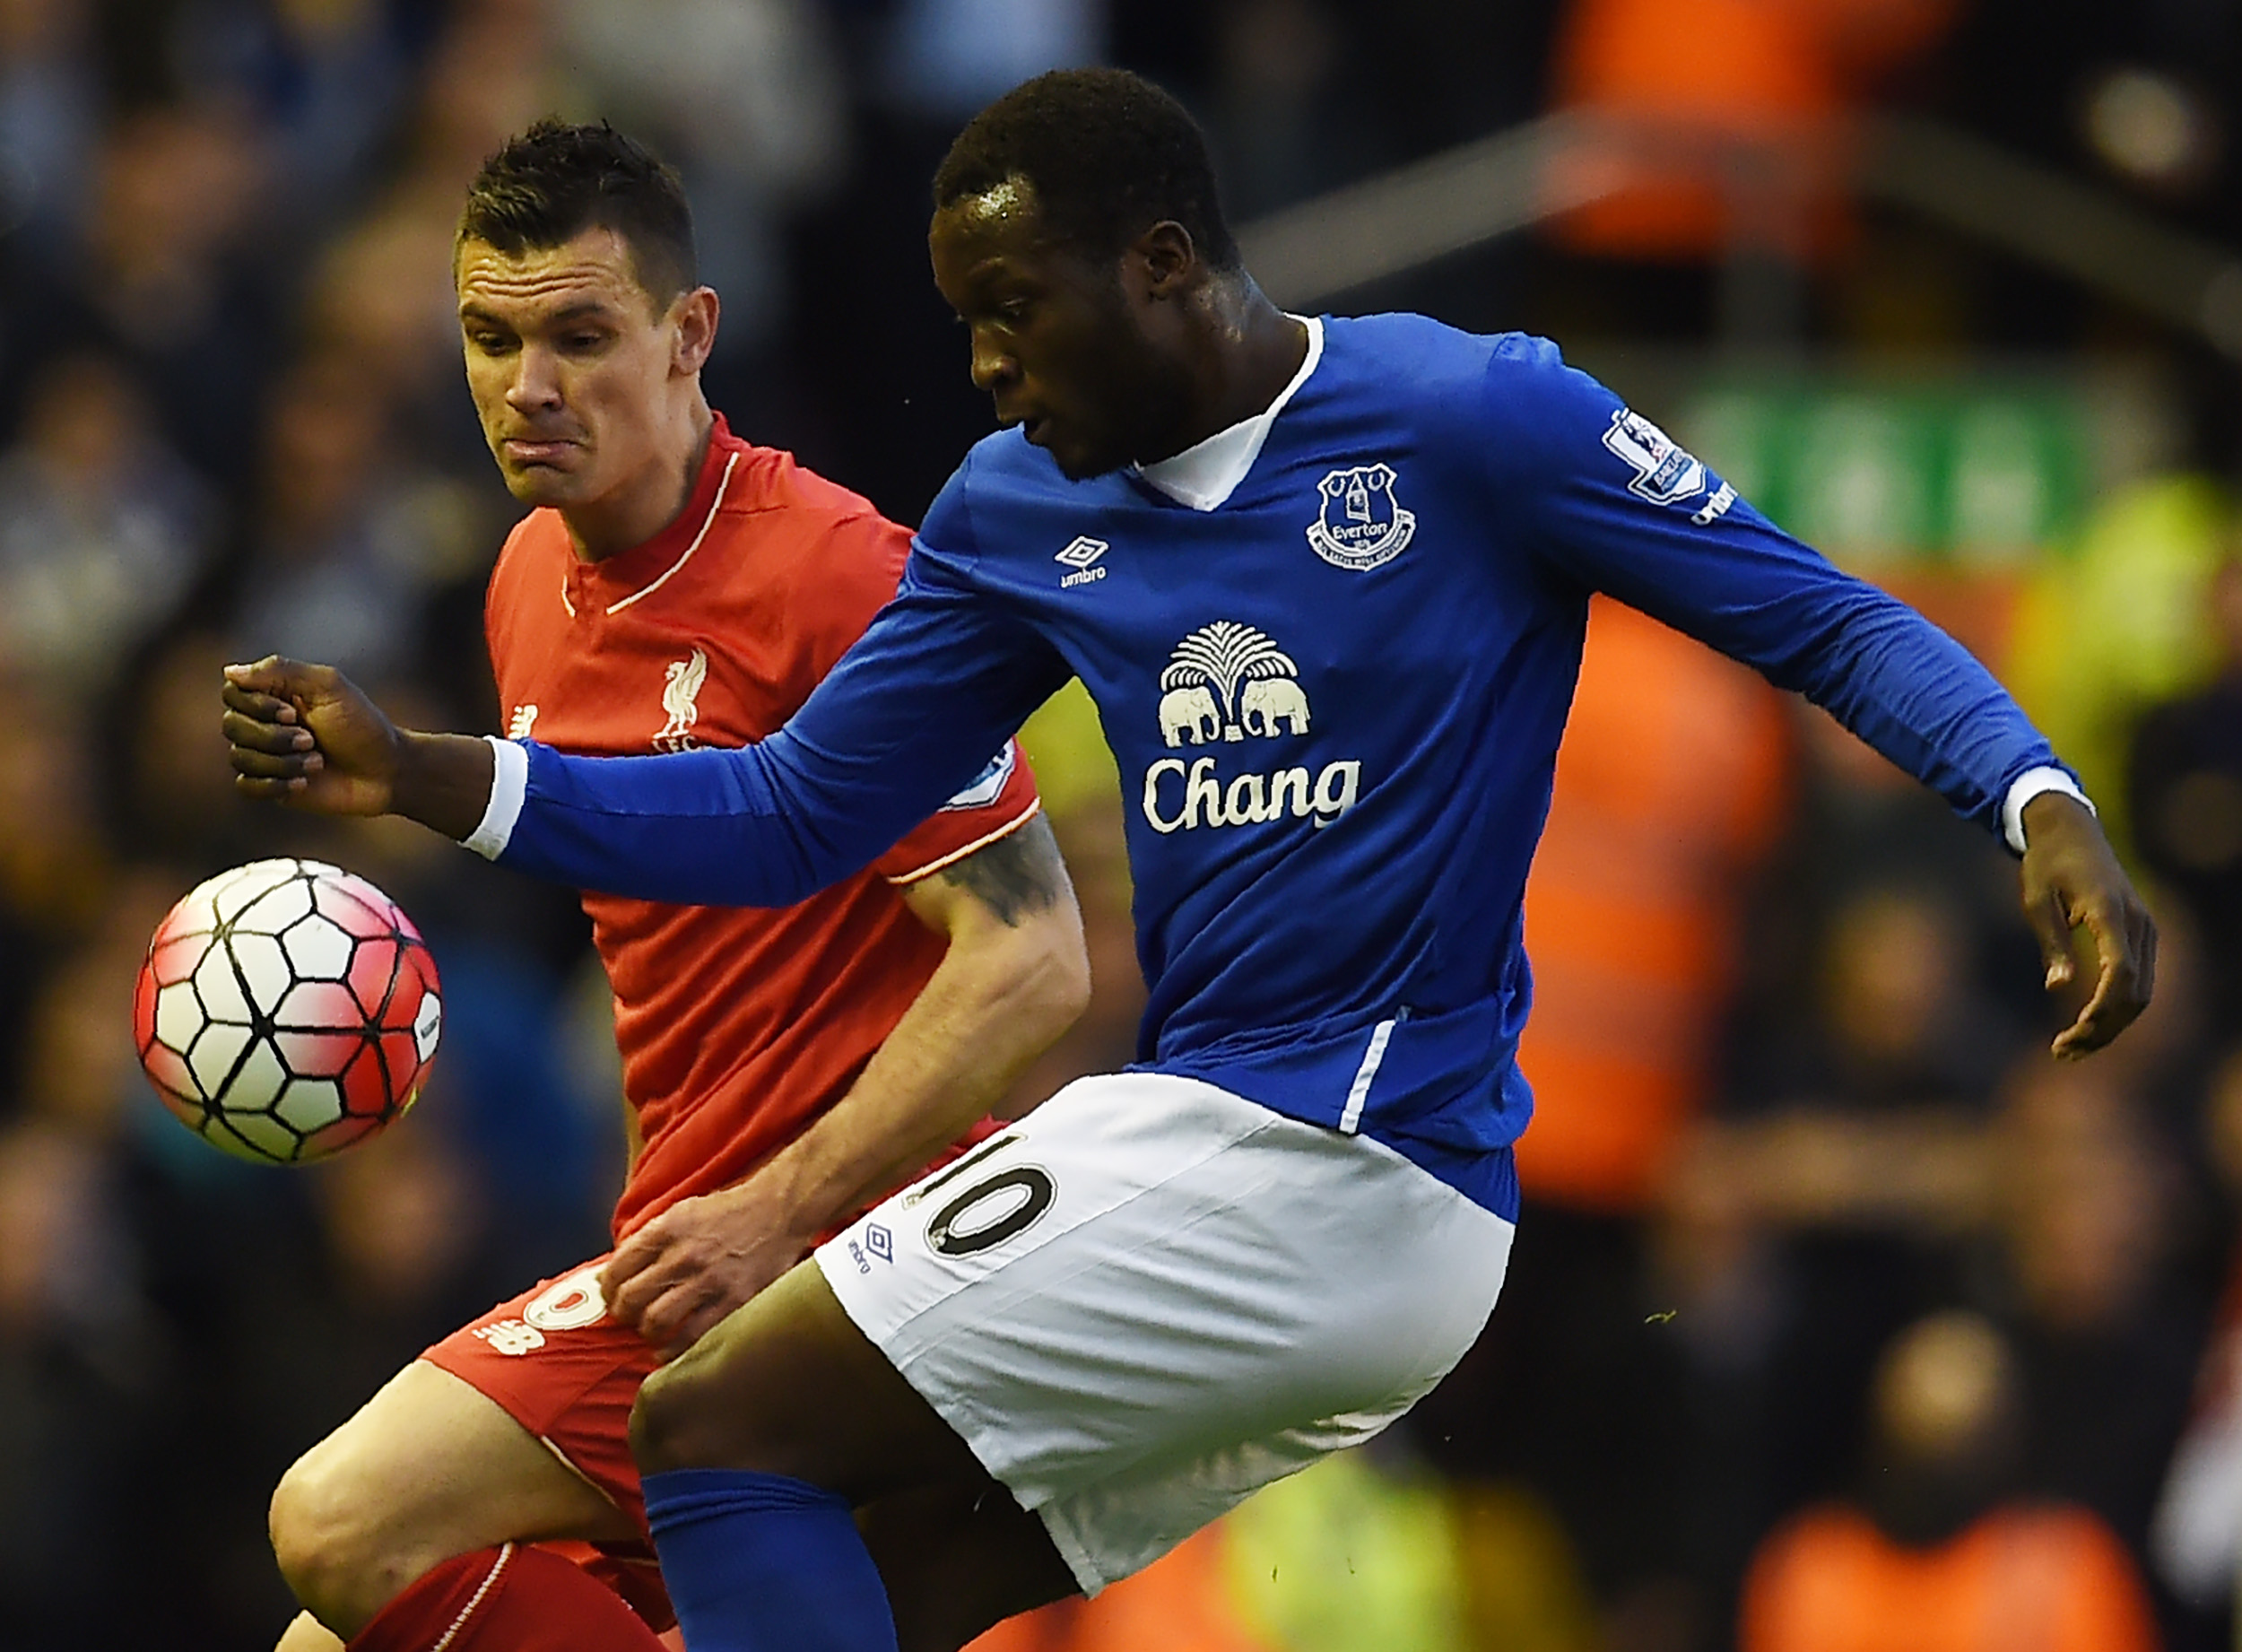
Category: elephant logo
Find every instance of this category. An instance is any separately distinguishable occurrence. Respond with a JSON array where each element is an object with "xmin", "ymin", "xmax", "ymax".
[
  {"xmin": 1159, "ymin": 622, "xmax": 1311, "ymax": 745},
  {"xmin": 1239, "ymin": 677, "xmax": 1310, "ymax": 736},
  {"xmin": 1159, "ymin": 684, "xmax": 1221, "ymax": 746}
]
